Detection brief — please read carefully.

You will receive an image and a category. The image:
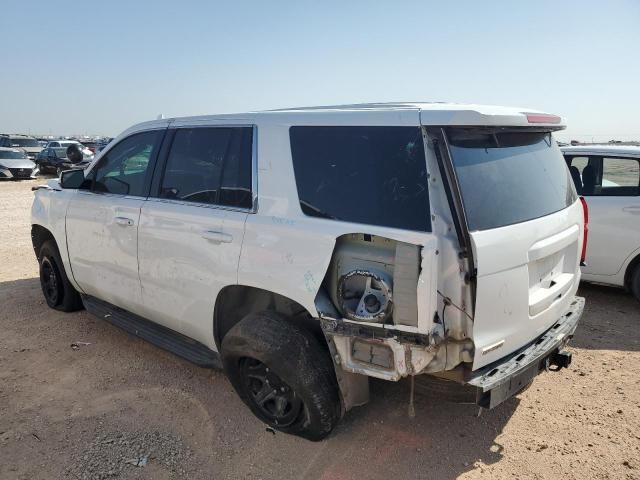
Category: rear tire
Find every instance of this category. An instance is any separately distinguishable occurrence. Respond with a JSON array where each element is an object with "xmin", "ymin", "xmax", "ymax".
[
  {"xmin": 39, "ymin": 240, "xmax": 84, "ymax": 312},
  {"xmin": 221, "ymin": 311, "xmax": 341, "ymax": 441},
  {"xmin": 631, "ymin": 265, "xmax": 640, "ymax": 302}
]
